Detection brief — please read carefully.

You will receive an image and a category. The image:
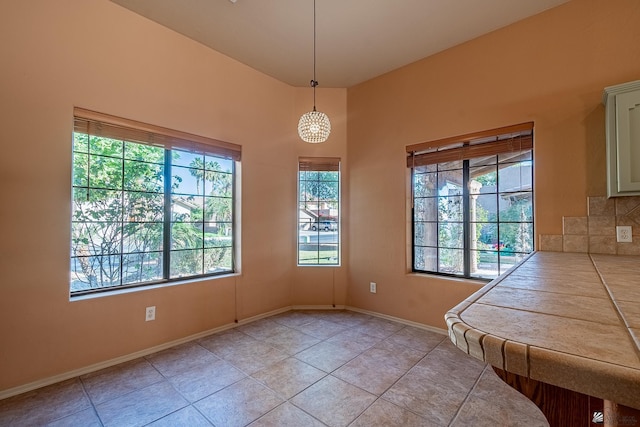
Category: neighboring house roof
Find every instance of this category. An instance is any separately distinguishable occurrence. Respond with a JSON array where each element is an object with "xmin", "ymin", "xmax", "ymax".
[{"xmin": 173, "ymin": 197, "xmax": 199, "ymax": 212}]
